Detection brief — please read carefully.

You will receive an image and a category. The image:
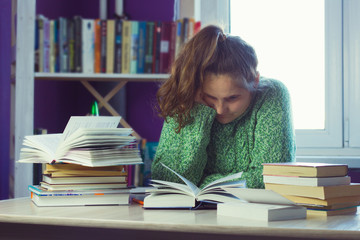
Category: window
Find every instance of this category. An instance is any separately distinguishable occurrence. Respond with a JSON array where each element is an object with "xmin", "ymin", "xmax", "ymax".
[{"xmin": 199, "ymin": 0, "xmax": 360, "ymax": 165}]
